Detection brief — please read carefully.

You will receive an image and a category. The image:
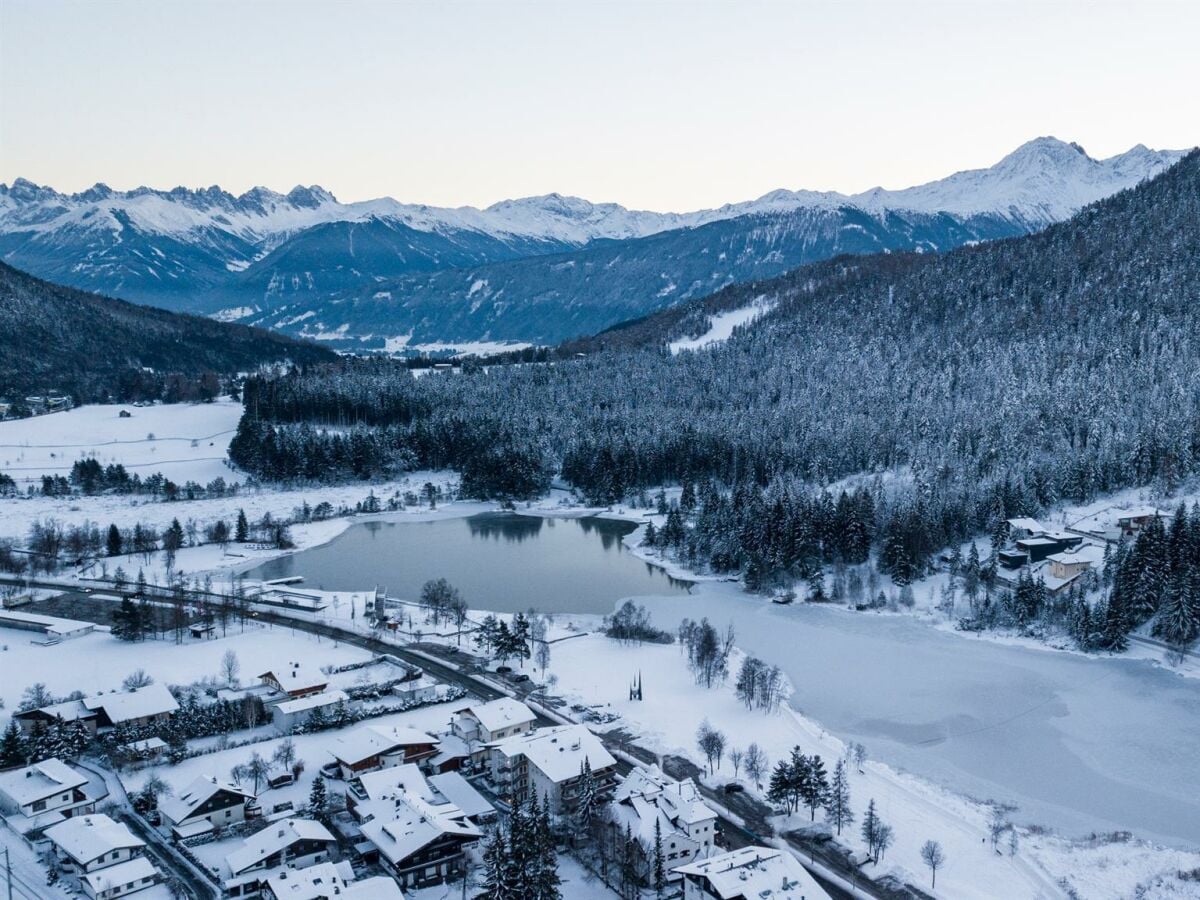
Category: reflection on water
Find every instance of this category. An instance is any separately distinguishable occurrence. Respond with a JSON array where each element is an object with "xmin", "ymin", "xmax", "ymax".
[{"xmin": 245, "ymin": 512, "xmax": 691, "ymax": 615}]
